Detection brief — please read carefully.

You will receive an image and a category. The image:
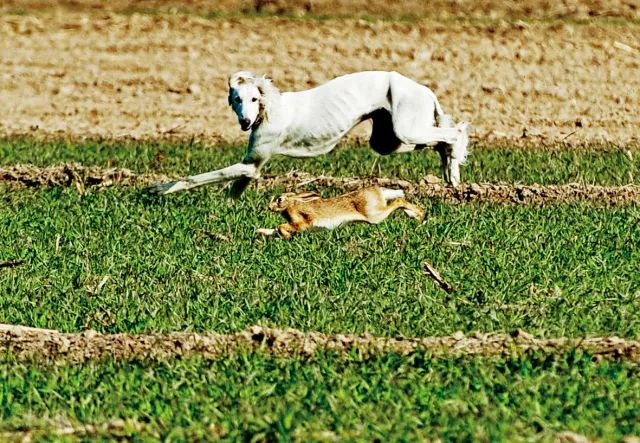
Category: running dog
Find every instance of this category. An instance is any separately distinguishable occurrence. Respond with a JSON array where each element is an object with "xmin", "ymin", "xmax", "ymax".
[{"xmin": 149, "ymin": 71, "xmax": 469, "ymax": 197}]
